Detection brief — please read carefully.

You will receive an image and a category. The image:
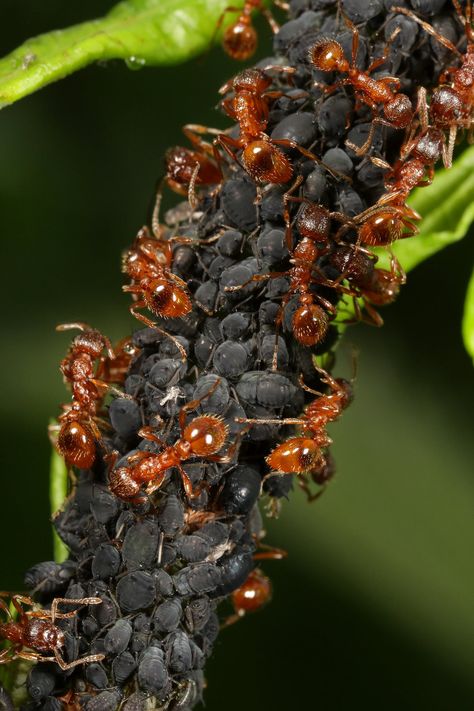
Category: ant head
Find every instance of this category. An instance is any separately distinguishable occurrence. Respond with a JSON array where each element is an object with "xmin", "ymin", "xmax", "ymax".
[
  {"xmin": 310, "ymin": 39, "xmax": 346, "ymax": 72},
  {"xmin": 72, "ymin": 329, "xmax": 107, "ymax": 359},
  {"xmin": 232, "ymin": 68, "xmax": 272, "ymax": 94},
  {"xmin": 430, "ymin": 86, "xmax": 465, "ymax": 127},
  {"xmin": 384, "ymin": 94, "xmax": 413, "ymax": 128},
  {"xmin": 358, "ymin": 209, "xmax": 404, "ymax": 246},
  {"xmin": 296, "ymin": 203, "xmax": 331, "ymax": 242}
]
